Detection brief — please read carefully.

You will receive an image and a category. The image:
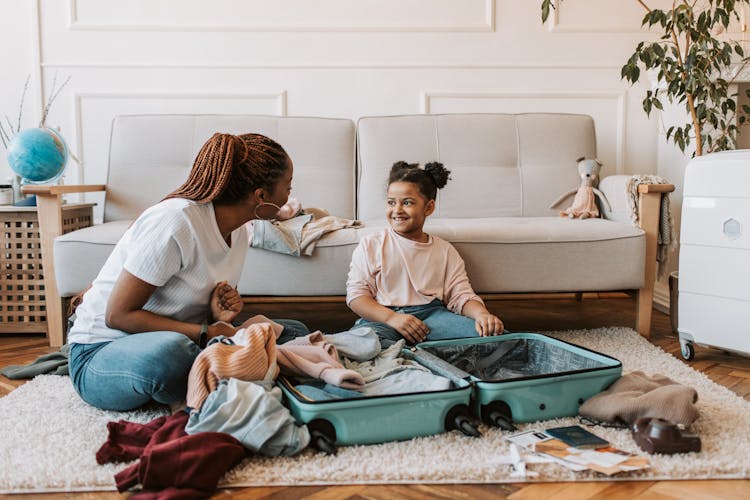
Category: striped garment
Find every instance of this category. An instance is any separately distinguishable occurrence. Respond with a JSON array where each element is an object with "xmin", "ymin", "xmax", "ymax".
[{"xmin": 186, "ymin": 323, "xmax": 279, "ymax": 411}]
